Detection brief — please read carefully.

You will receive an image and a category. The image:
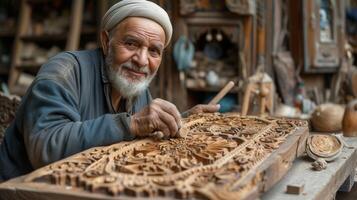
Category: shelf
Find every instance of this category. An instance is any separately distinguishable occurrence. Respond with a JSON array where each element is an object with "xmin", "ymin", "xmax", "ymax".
[
  {"xmin": 15, "ymin": 61, "xmax": 43, "ymax": 73},
  {"xmin": 0, "ymin": 65, "xmax": 10, "ymax": 75},
  {"xmin": 10, "ymin": 84, "xmax": 30, "ymax": 96},
  {"xmin": 8, "ymin": 0, "xmax": 101, "ymax": 95},
  {"xmin": 186, "ymin": 85, "xmax": 240, "ymax": 93},
  {"xmin": 20, "ymin": 34, "xmax": 67, "ymax": 42},
  {"xmin": 10, "ymin": 72, "xmax": 35, "ymax": 96},
  {"xmin": 27, "ymin": 0, "xmax": 53, "ymax": 3},
  {"xmin": 81, "ymin": 26, "xmax": 97, "ymax": 35},
  {"xmin": 0, "ymin": 29, "xmax": 16, "ymax": 37}
]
